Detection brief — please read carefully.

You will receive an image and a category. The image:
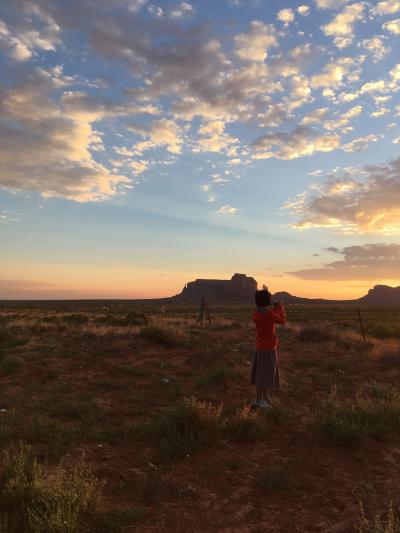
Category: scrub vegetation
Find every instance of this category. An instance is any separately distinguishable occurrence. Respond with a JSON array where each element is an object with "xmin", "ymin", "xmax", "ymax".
[{"xmin": 0, "ymin": 301, "xmax": 400, "ymax": 531}]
